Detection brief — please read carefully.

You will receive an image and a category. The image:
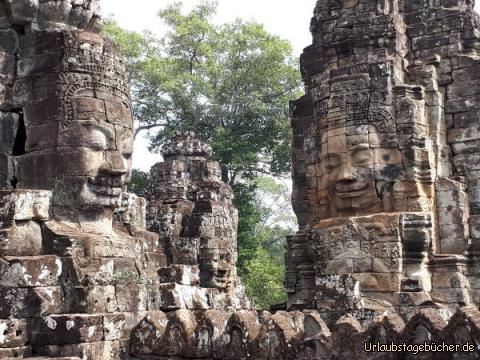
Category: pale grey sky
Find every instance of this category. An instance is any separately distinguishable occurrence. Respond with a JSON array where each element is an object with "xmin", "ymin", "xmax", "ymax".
[{"xmin": 101, "ymin": 0, "xmax": 480, "ymax": 171}]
